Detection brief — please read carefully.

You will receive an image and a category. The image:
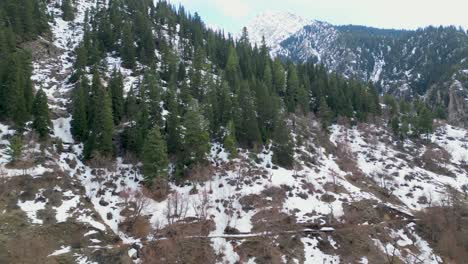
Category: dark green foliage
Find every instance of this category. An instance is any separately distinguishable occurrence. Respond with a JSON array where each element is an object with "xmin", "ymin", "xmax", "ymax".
[
  {"xmin": 32, "ymin": 89, "xmax": 51, "ymax": 140},
  {"xmin": 285, "ymin": 64, "xmax": 299, "ymax": 113},
  {"xmin": 181, "ymin": 99, "xmax": 210, "ymax": 167},
  {"xmin": 272, "ymin": 118, "xmax": 294, "ymax": 168},
  {"xmin": 71, "ymin": 80, "xmax": 88, "ymax": 141},
  {"xmin": 7, "ymin": 135, "xmax": 23, "ymax": 163},
  {"xmin": 416, "ymin": 105, "xmax": 433, "ymax": 138},
  {"xmin": 391, "ymin": 116, "xmax": 400, "ymax": 136},
  {"xmin": 385, "ymin": 95, "xmax": 434, "ymax": 140},
  {"xmin": 0, "ymin": 50, "xmax": 34, "ymax": 127},
  {"xmin": 165, "ymin": 84, "xmax": 182, "ymax": 155},
  {"xmin": 84, "ymin": 73, "xmax": 114, "ymax": 159},
  {"xmin": 236, "ymin": 81, "xmax": 261, "ymax": 148},
  {"xmin": 142, "ymin": 127, "xmax": 169, "ymax": 183},
  {"xmin": 61, "ymin": 0, "xmax": 411, "ymax": 177},
  {"xmin": 318, "ymin": 97, "xmax": 333, "ymax": 131},
  {"xmin": 109, "ymin": 69, "xmax": 124, "ymax": 124},
  {"xmin": 0, "ymin": 1, "xmax": 48, "ymax": 129},
  {"xmin": 0, "ymin": 0, "xmax": 49, "ymax": 41},
  {"xmin": 141, "ymin": 71, "xmax": 163, "ymax": 127},
  {"xmin": 223, "ymin": 120, "xmax": 238, "ymax": 159},
  {"xmin": 61, "ymin": 0, "xmax": 75, "ymax": 21},
  {"xmin": 121, "ymin": 23, "xmax": 136, "ymax": 69}
]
